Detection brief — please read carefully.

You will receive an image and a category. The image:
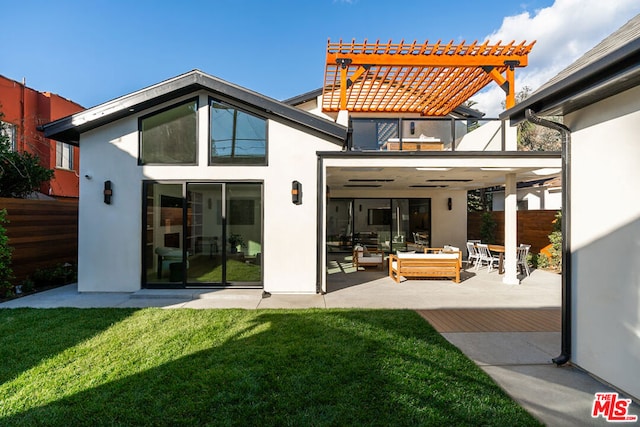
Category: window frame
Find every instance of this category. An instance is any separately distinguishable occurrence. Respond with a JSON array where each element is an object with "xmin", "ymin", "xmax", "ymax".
[
  {"xmin": 1, "ymin": 121, "xmax": 17, "ymax": 151},
  {"xmin": 138, "ymin": 97, "xmax": 199, "ymax": 166},
  {"xmin": 55, "ymin": 141, "xmax": 74, "ymax": 170},
  {"xmin": 208, "ymin": 97, "xmax": 268, "ymax": 166}
]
